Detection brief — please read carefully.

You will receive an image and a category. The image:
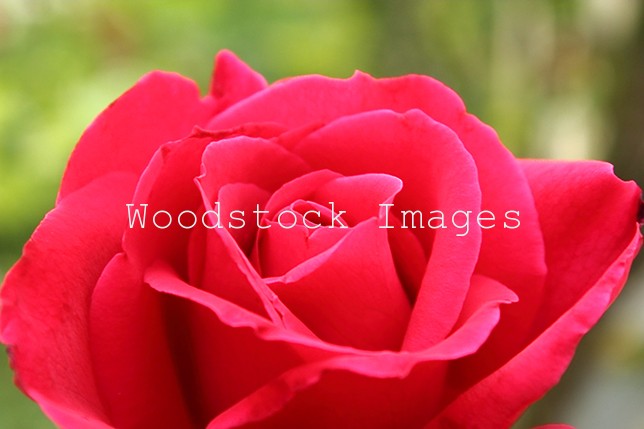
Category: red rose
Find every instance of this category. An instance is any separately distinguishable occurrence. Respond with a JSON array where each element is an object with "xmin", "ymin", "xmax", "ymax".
[{"xmin": 1, "ymin": 50, "xmax": 642, "ymax": 429}]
